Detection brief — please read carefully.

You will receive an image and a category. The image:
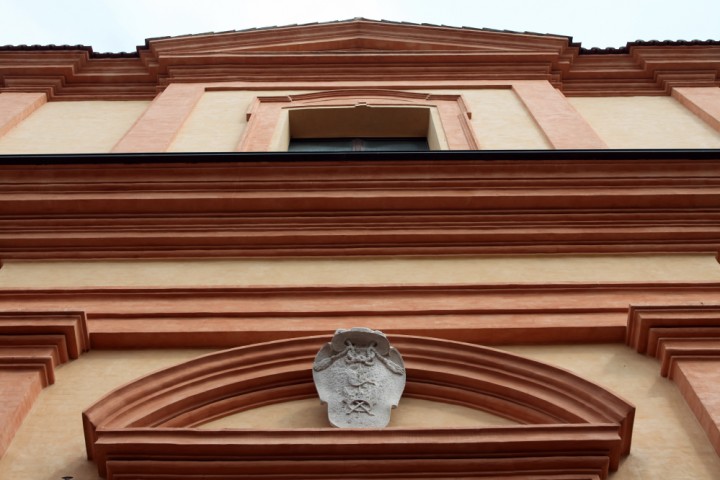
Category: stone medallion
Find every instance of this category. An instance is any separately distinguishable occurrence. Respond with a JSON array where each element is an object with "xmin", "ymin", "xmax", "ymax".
[{"xmin": 312, "ymin": 327, "xmax": 406, "ymax": 428}]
